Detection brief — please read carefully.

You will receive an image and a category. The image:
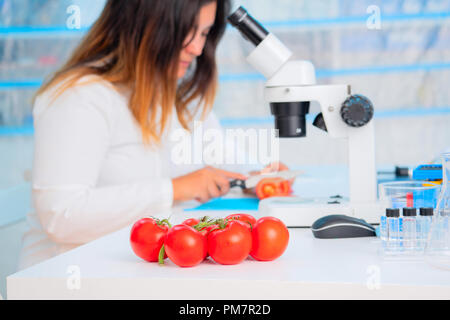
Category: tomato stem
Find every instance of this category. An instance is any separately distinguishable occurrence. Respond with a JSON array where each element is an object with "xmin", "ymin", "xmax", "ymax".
[
  {"xmin": 158, "ymin": 244, "xmax": 165, "ymax": 266},
  {"xmin": 161, "ymin": 219, "xmax": 172, "ymax": 228},
  {"xmin": 216, "ymin": 218, "xmax": 227, "ymax": 229},
  {"xmin": 149, "ymin": 216, "xmax": 172, "ymax": 228},
  {"xmin": 191, "ymin": 217, "xmax": 220, "ymax": 231}
]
